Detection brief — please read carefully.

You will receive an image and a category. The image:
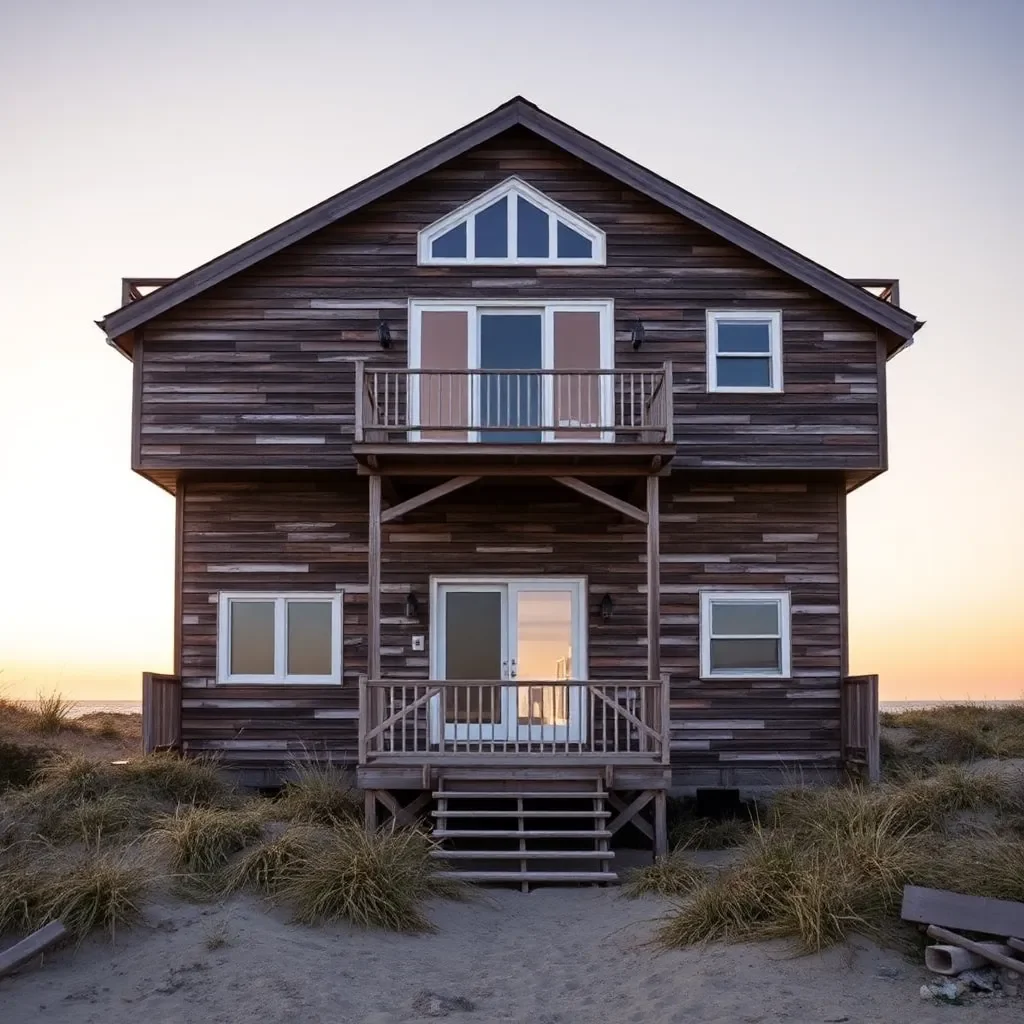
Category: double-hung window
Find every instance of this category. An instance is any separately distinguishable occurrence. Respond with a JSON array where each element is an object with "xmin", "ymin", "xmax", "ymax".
[
  {"xmin": 700, "ymin": 591, "xmax": 791, "ymax": 678},
  {"xmin": 706, "ymin": 310, "xmax": 782, "ymax": 392},
  {"xmin": 217, "ymin": 592, "xmax": 343, "ymax": 684}
]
